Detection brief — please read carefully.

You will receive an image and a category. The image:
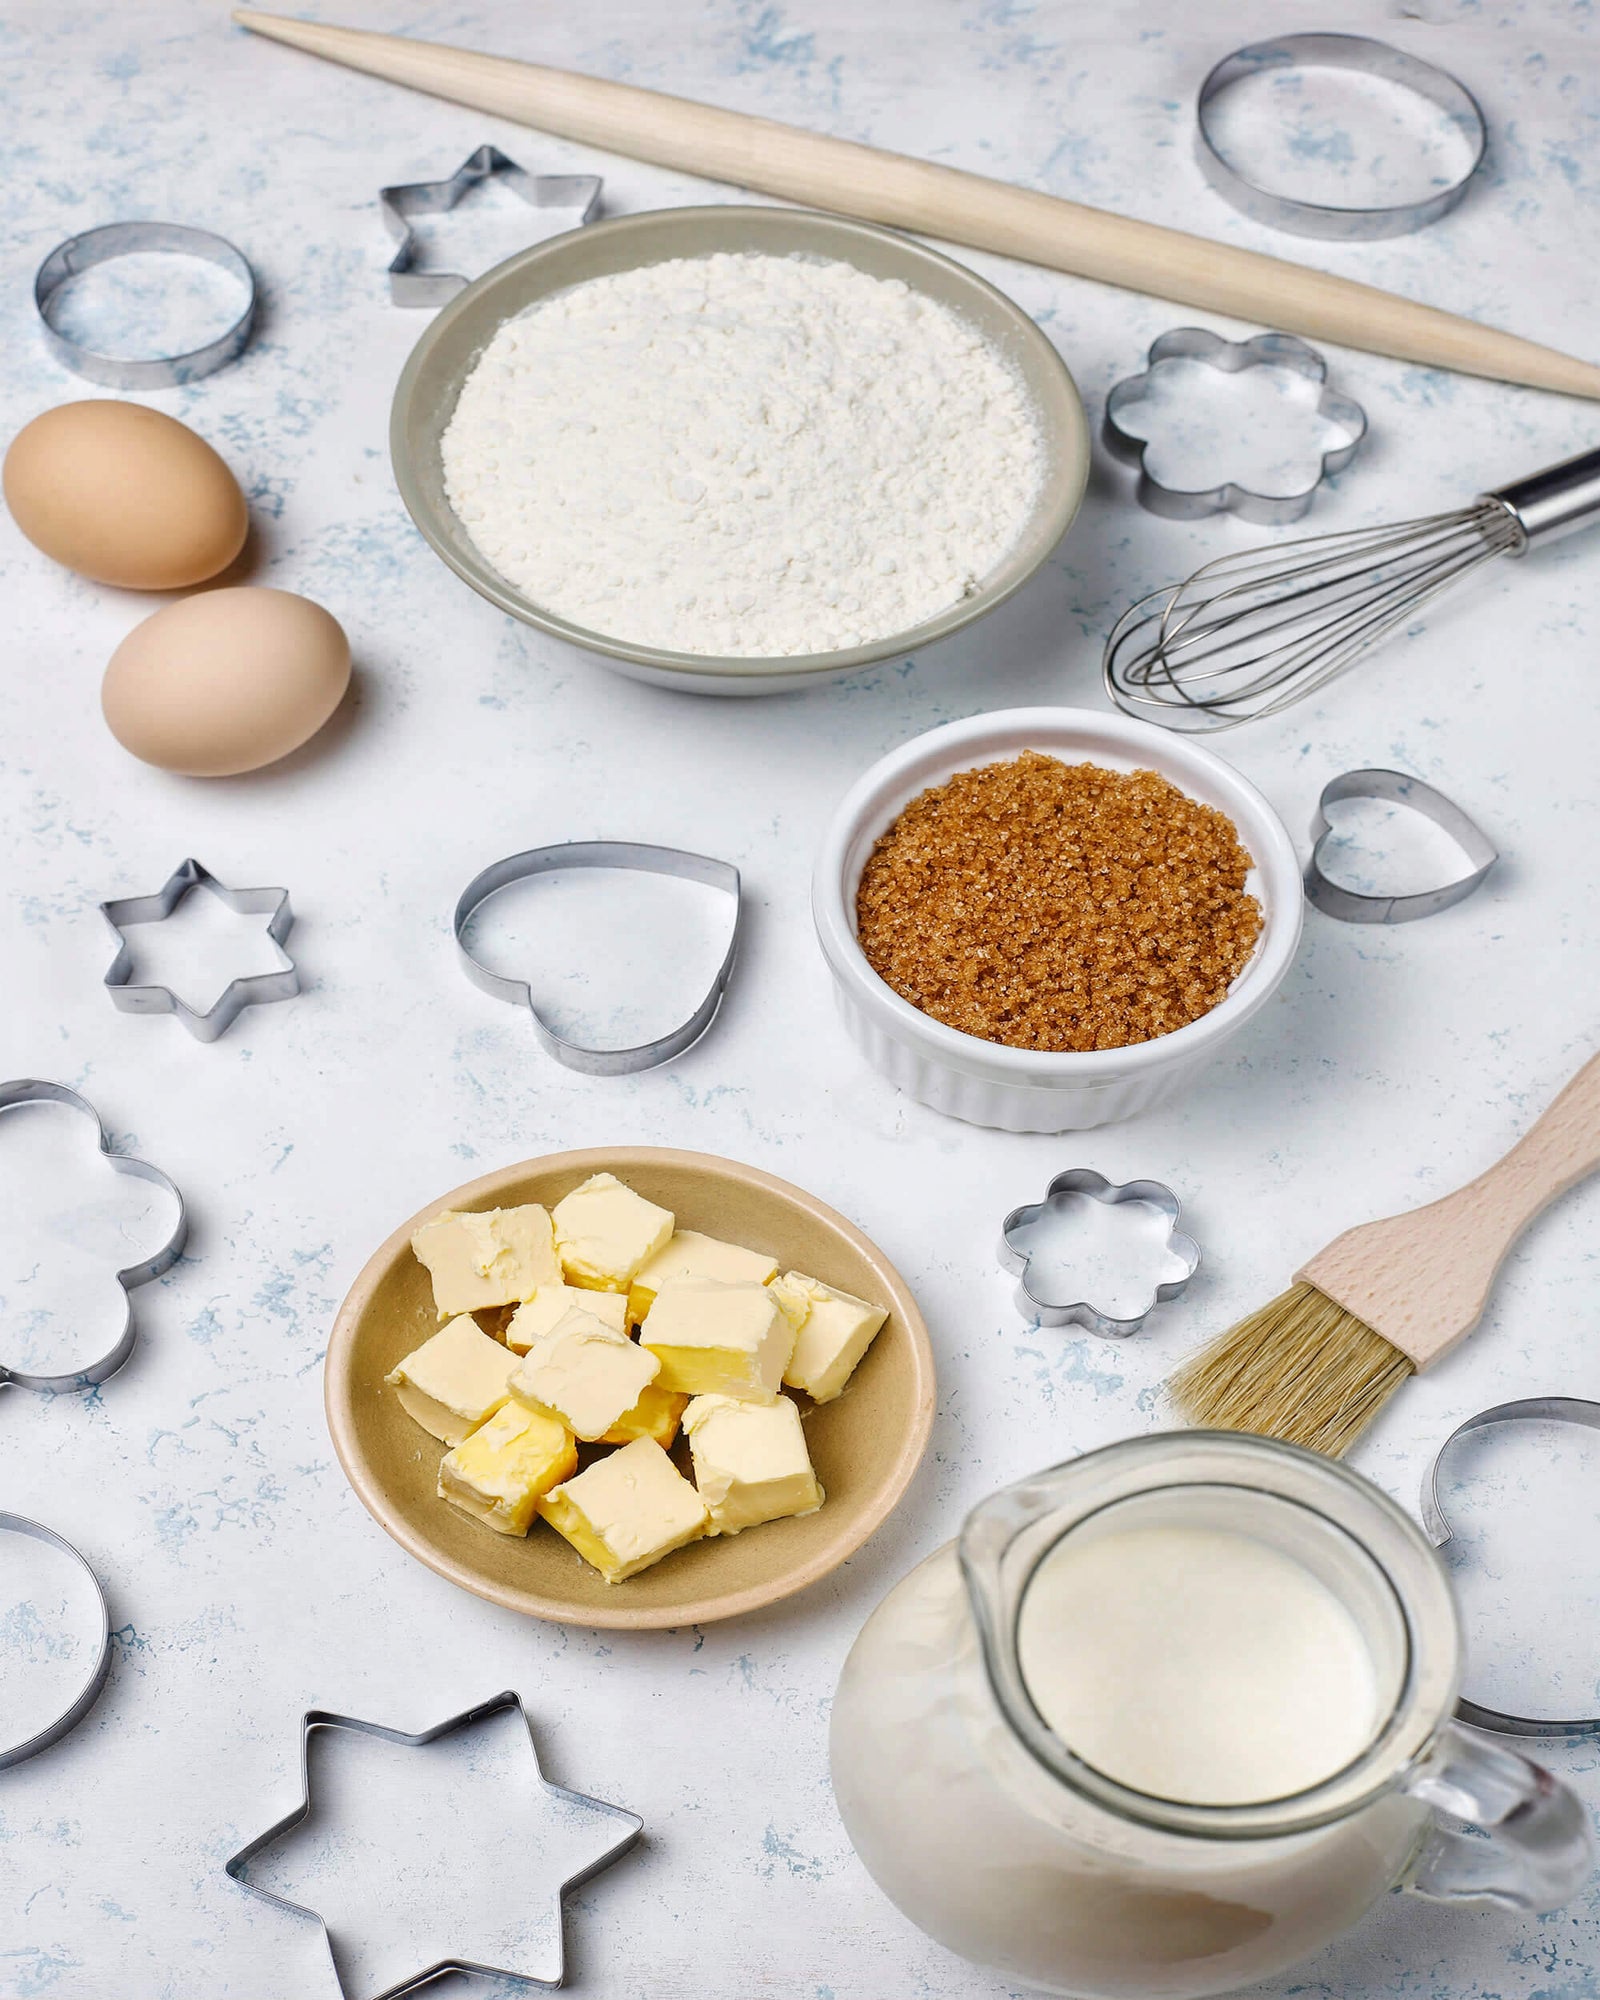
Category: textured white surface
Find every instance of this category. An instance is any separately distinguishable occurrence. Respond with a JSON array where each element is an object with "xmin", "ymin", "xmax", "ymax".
[{"xmin": 1, "ymin": 3, "xmax": 1598, "ymax": 1998}]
